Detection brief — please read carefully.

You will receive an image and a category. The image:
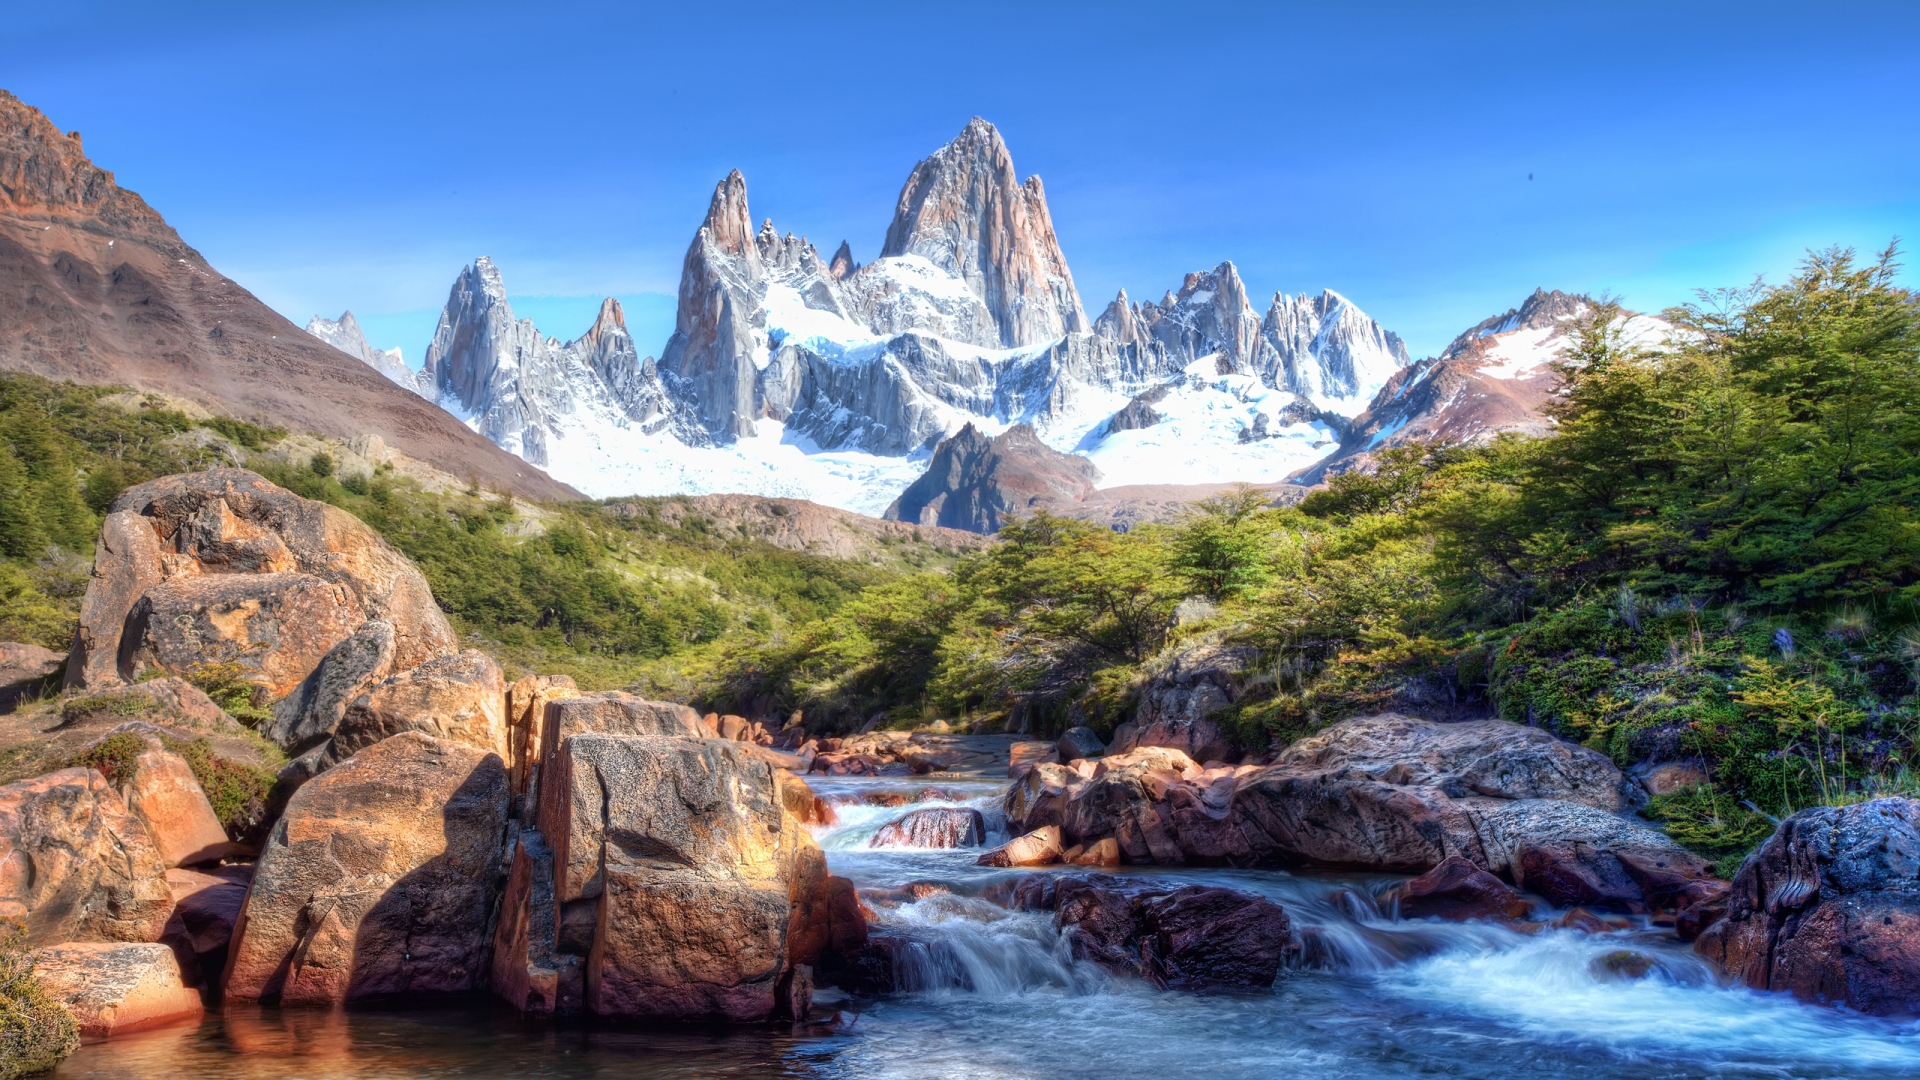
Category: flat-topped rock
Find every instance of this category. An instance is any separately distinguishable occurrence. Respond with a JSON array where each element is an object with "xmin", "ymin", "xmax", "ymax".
[{"xmin": 33, "ymin": 942, "xmax": 203, "ymax": 1038}]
